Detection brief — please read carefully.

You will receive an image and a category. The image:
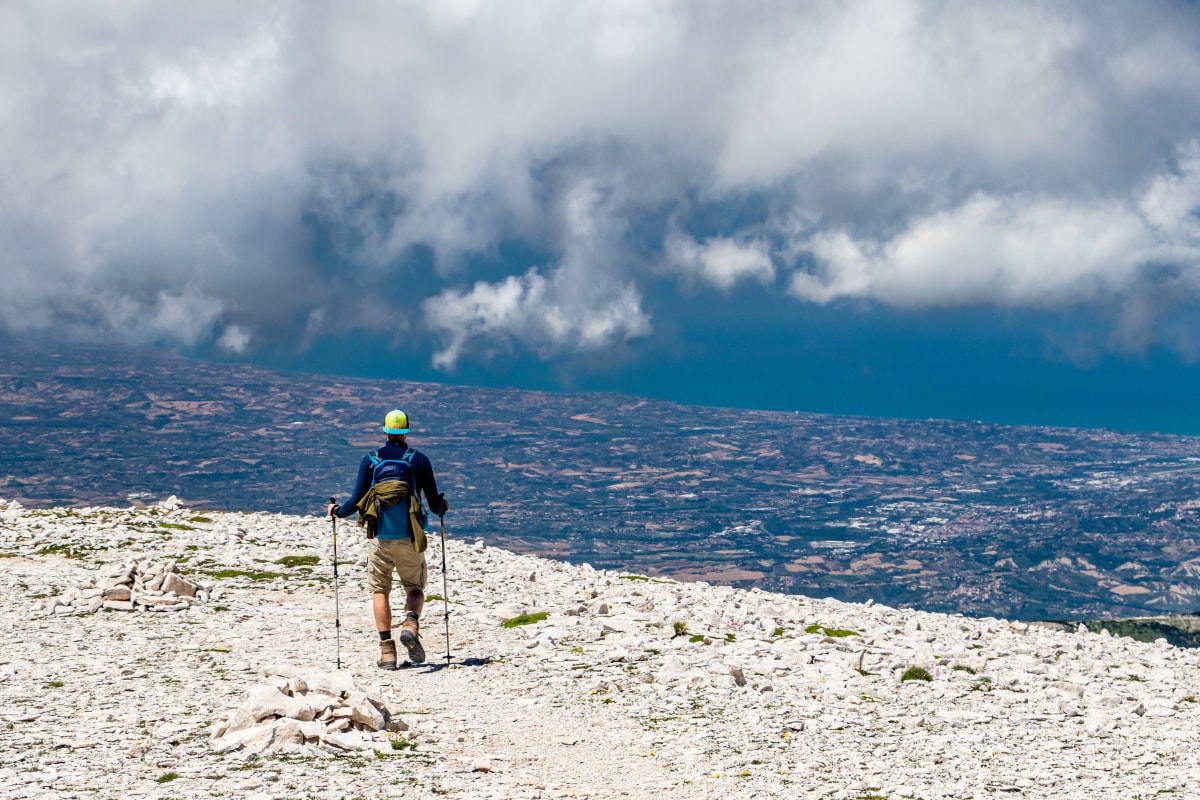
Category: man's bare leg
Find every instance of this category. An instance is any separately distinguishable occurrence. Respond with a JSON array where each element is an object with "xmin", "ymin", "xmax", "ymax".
[
  {"xmin": 373, "ymin": 591, "xmax": 392, "ymax": 632},
  {"xmin": 404, "ymin": 588, "xmax": 424, "ymax": 618}
]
